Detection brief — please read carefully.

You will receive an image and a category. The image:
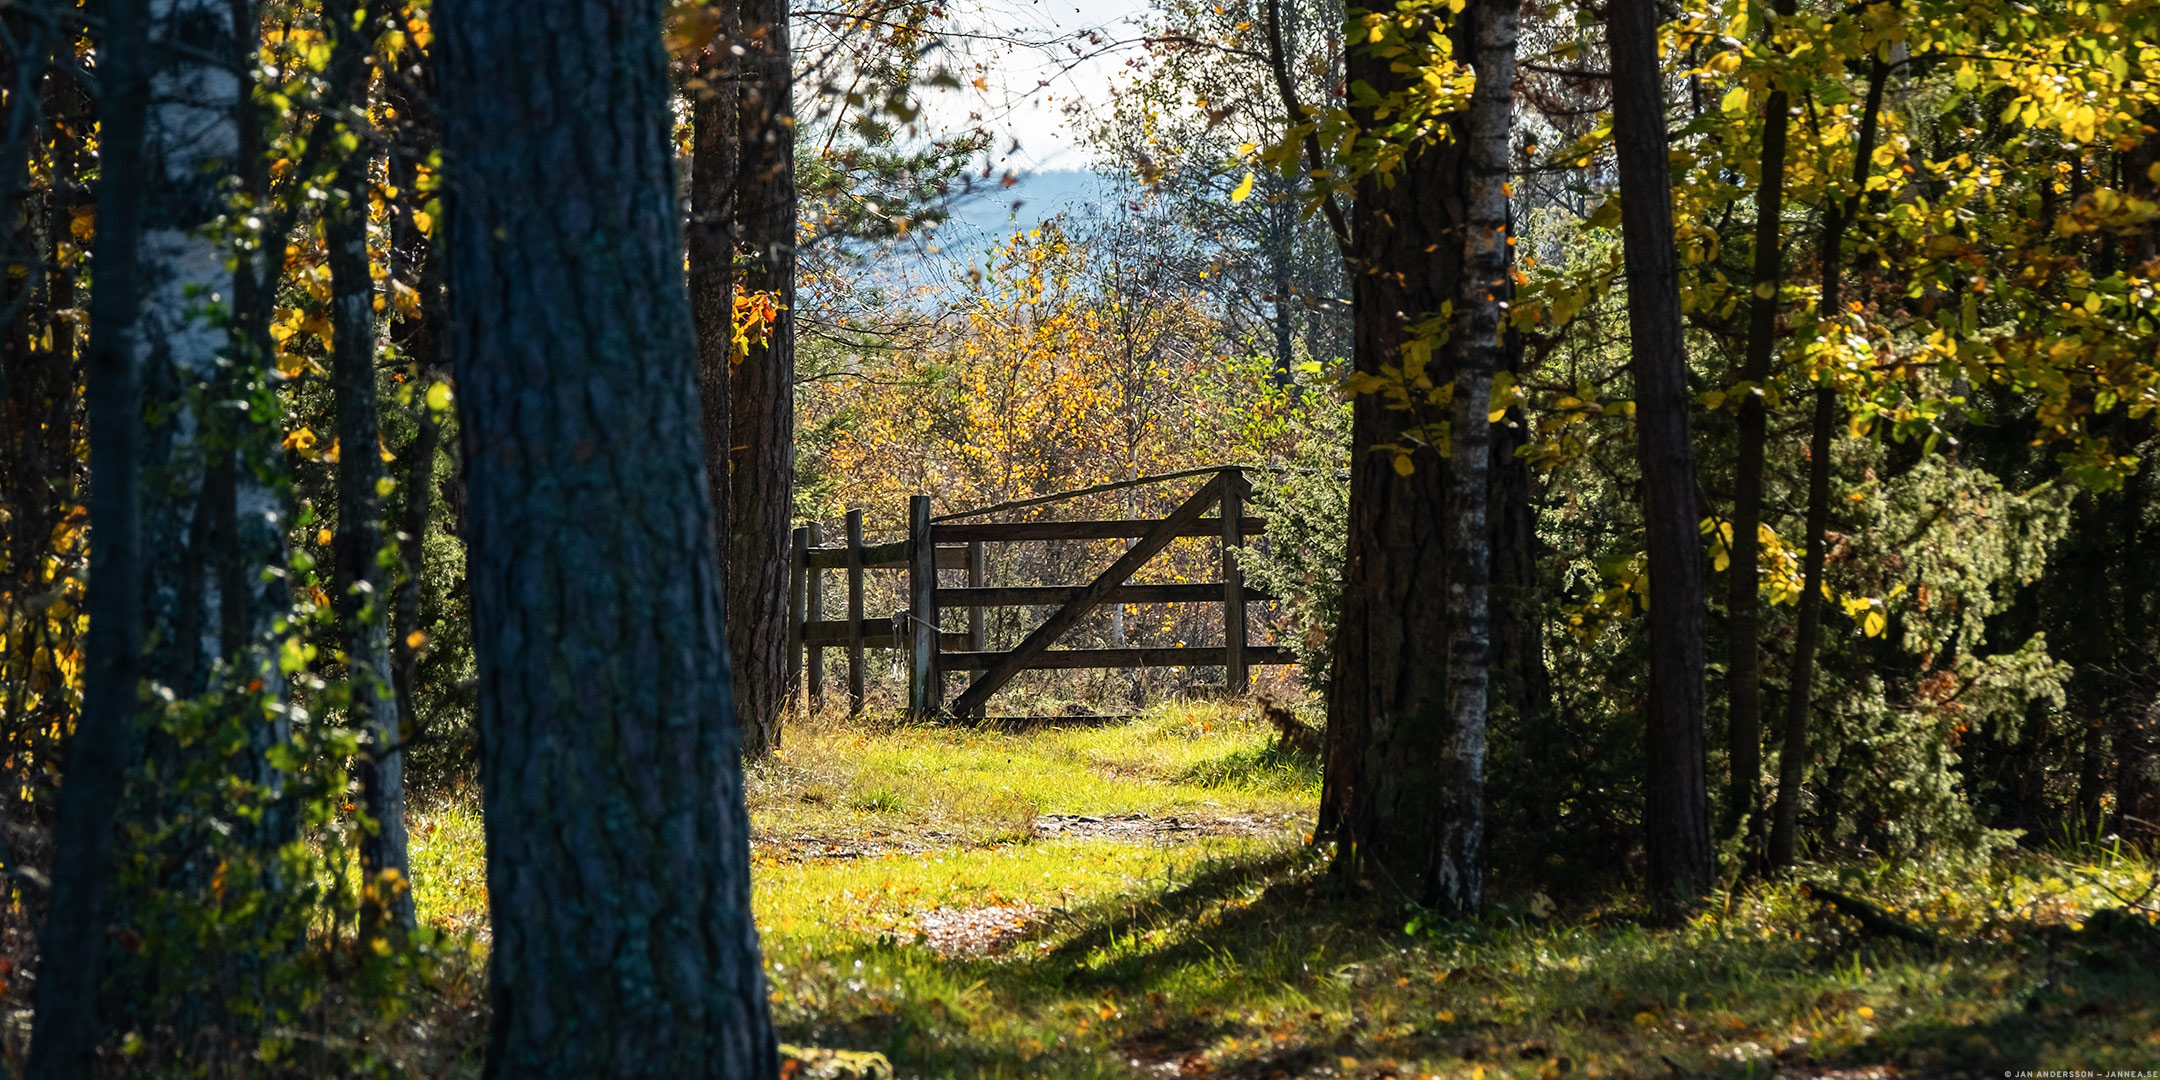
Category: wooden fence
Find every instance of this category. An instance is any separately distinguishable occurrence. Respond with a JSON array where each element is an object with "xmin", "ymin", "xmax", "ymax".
[{"xmin": 788, "ymin": 466, "xmax": 1296, "ymax": 721}]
